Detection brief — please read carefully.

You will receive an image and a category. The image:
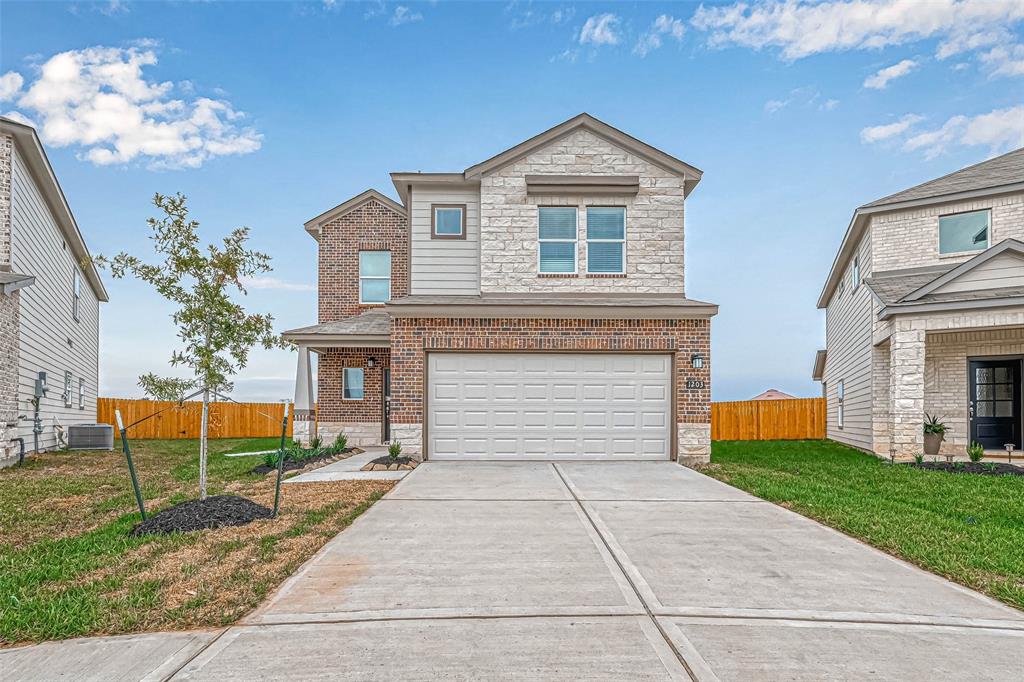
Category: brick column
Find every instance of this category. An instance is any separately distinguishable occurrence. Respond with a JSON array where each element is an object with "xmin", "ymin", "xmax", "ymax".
[
  {"xmin": 889, "ymin": 323, "xmax": 926, "ymax": 457},
  {"xmin": 0, "ymin": 133, "xmax": 19, "ymax": 465}
]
